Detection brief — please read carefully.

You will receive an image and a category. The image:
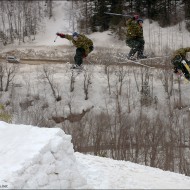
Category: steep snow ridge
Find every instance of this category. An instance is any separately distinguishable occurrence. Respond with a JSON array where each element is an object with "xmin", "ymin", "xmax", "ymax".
[{"xmin": 0, "ymin": 121, "xmax": 89, "ymax": 189}]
